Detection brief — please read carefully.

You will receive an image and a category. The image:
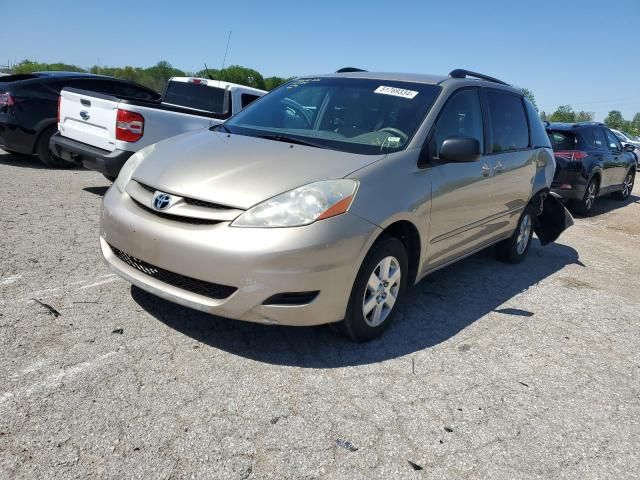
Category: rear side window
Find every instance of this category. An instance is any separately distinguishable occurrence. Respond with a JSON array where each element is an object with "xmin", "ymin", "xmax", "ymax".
[
  {"xmin": 525, "ymin": 100, "xmax": 551, "ymax": 148},
  {"xmin": 583, "ymin": 127, "xmax": 607, "ymax": 150},
  {"xmin": 241, "ymin": 94, "xmax": 260, "ymax": 108},
  {"xmin": 163, "ymin": 82, "xmax": 227, "ymax": 113},
  {"xmin": 486, "ymin": 91, "xmax": 529, "ymax": 152},
  {"xmin": 431, "ymin": 88, "xmax": 484, "ymax": 156},
  {"xmin": 548, "ymin": 131, "xmax": 577, "ymax": 150}
]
